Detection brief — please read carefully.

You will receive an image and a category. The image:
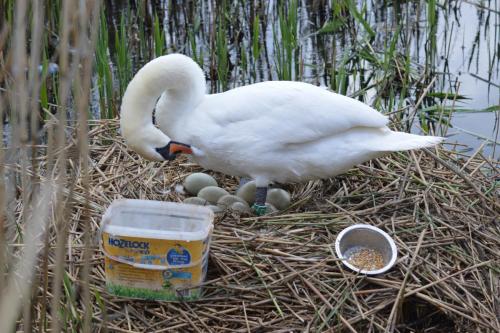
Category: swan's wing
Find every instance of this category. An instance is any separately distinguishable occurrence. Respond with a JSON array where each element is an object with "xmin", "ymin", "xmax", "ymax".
[{"xmin": 203, "ymin": 81, "xmax": 388, "ymax": 146}]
